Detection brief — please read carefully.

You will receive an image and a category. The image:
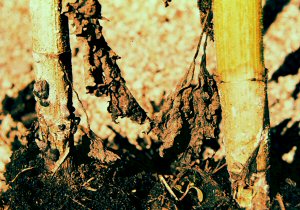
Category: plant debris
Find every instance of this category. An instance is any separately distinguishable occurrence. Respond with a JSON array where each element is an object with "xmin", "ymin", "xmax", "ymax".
[
  {"xmin": 151, "ymin": 32, "xmax": 220, "ymax": 159},
  {"xmin": 3, "ymin": 0, "xmax": 299, "ymax": 209},
  {"xmin": 198, "ymin": 0, "xmax": 214, "ymax": 41},
  {"xmin": 63, "ymin": 0, "xmax": 148, "ymax": 124}
]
